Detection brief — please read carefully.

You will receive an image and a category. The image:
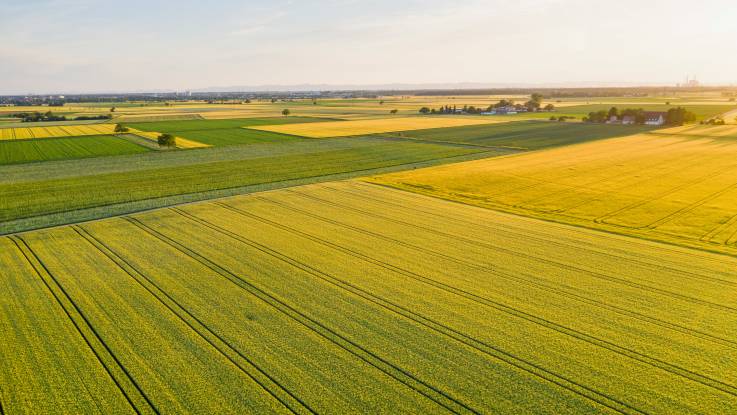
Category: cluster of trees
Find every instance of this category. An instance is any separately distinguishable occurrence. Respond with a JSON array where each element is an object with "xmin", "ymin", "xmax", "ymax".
[
  {"xmin": 13, "ymin": 111, "xmax": 67, "ymax": 122},
  {"xmin": 584, "ymin": 107, "xmax": 696, "ymax": 126},
  {"xmin": 75, "ymin": 114, "xmax": 113, "ymax": 121},
  {"xmin": 418, "ymin": 94, "xmax": 556, "ymax": 115},
  {"xmin": 12, "ymin": 111, "xmax": 113, "ymax": 122},
  {"xmin": 114, "ymin": 124, "xmax": 129, "ymax": 133}
]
